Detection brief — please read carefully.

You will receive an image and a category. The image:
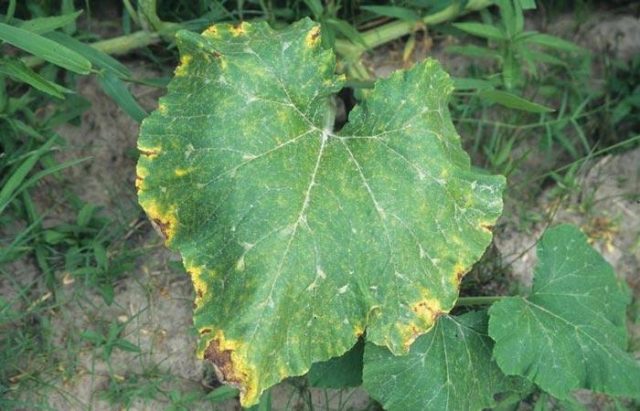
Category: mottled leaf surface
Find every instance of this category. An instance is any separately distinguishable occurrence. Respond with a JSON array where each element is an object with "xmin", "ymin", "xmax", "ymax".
[
  {"xmin": 489, "ymin": 224, "xmax": 640, "ymax": 399},
  {"xmin": 363, "ymin": 311, "xmax": 515, "ymax": 410},
  {"xmin": 136, "ymin": 19, "xmax": 504, "ymax": 405}
]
